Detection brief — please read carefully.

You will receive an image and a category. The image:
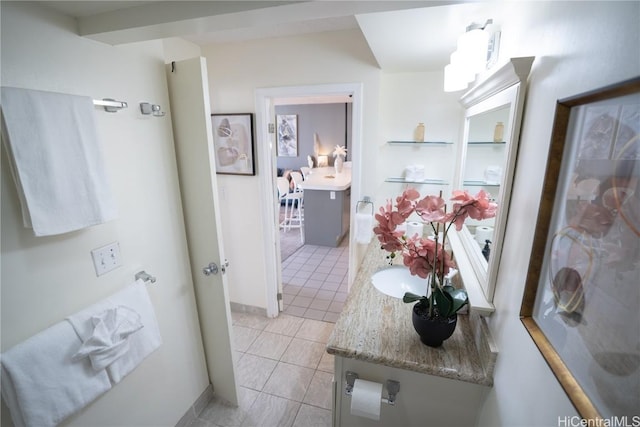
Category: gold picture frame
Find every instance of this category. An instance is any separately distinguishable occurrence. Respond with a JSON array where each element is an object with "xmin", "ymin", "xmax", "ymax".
[{"xmin": 520, "ymin": 77, "xmax": 640, "ymax": 420}]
